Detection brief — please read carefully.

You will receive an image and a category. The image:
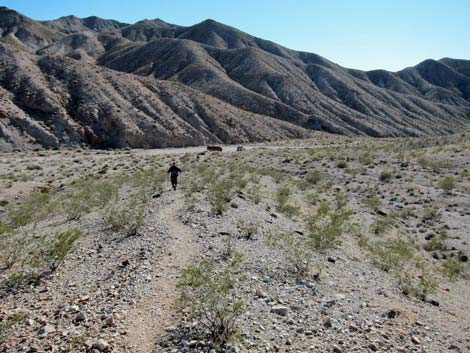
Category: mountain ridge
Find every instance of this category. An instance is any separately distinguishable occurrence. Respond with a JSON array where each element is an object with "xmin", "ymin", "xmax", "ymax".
[{"xmin": 0, "ymin": 6, "xmax": 469, "ymax": 150}]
